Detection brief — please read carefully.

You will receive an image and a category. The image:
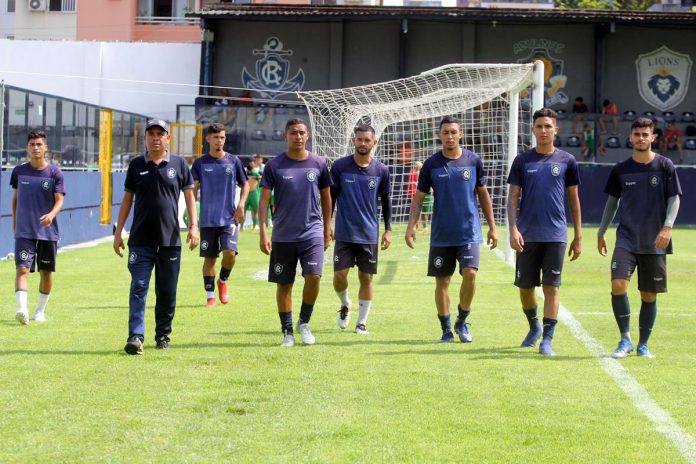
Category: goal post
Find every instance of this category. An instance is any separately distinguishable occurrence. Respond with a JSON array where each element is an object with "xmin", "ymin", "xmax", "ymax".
[{"xmin": 297, "ymin": 61, "xmax": 545, "ymax": 259}]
